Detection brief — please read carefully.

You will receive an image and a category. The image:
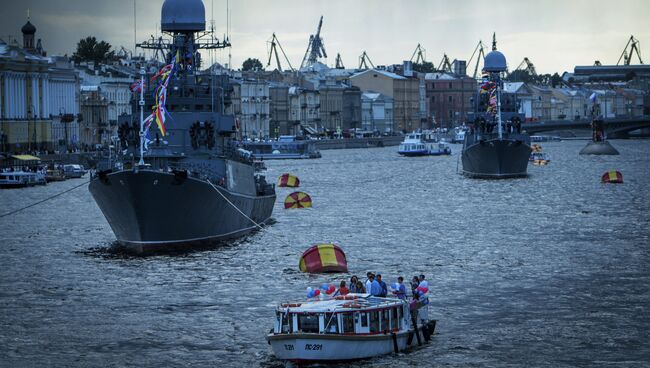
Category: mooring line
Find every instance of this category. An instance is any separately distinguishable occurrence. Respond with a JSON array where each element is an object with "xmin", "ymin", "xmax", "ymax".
[{"xmin": 0, "ymin": 180, "xmax": 90, "ymax": 219}]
